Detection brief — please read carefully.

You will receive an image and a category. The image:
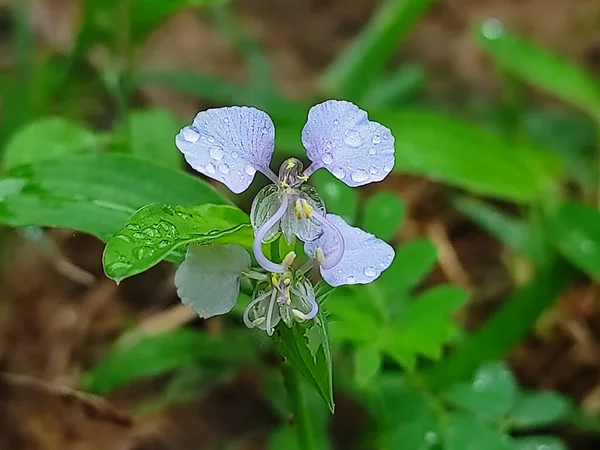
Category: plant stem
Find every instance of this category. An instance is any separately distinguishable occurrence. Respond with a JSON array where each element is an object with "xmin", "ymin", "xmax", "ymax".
[{"xmin": 281, "ymin": 360, "xmax": 316, "ymax": 450}]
